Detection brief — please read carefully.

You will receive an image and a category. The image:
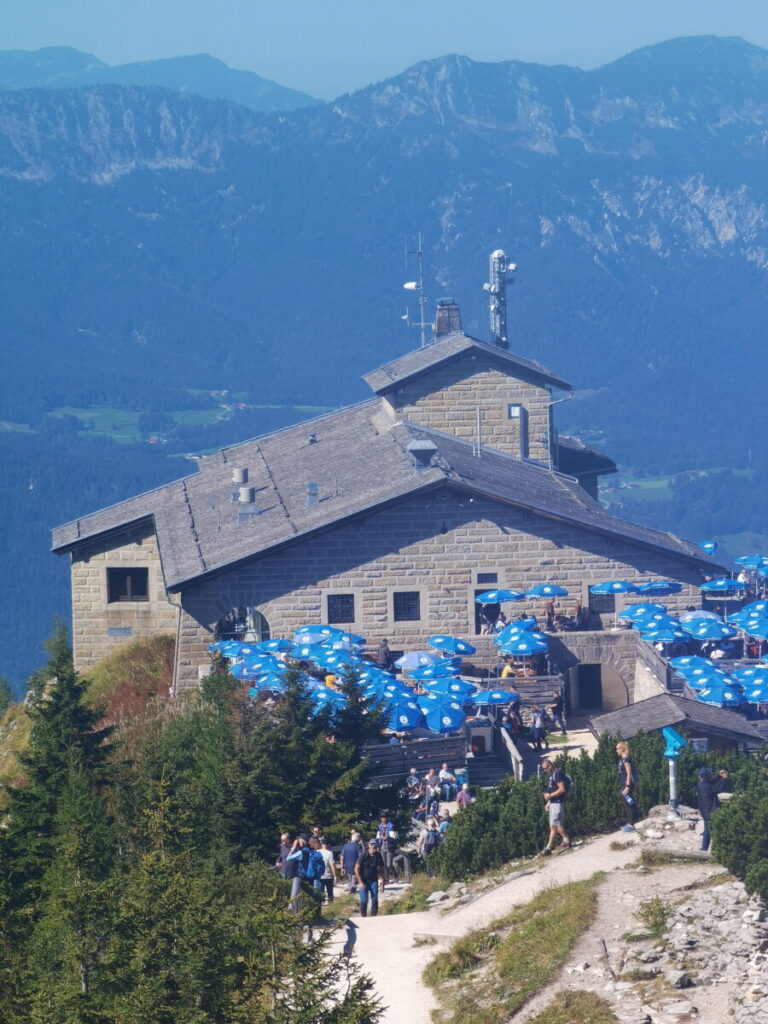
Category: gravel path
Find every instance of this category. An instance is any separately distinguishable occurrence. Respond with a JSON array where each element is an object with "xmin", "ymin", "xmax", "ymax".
[{"xmin": 329, "ymin": 831, "xmax": 642, "ymax": 1024}]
